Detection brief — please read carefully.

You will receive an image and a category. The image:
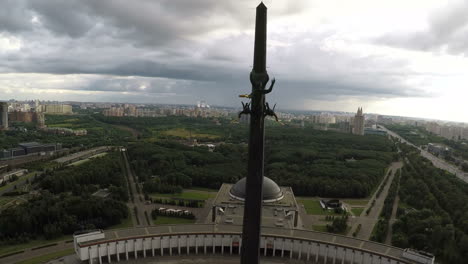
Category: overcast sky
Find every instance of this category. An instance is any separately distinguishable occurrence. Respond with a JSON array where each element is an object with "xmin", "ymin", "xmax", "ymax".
[{"xmin": 0, "ymin": 0, "xmax": 467, "ymax": 122}]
